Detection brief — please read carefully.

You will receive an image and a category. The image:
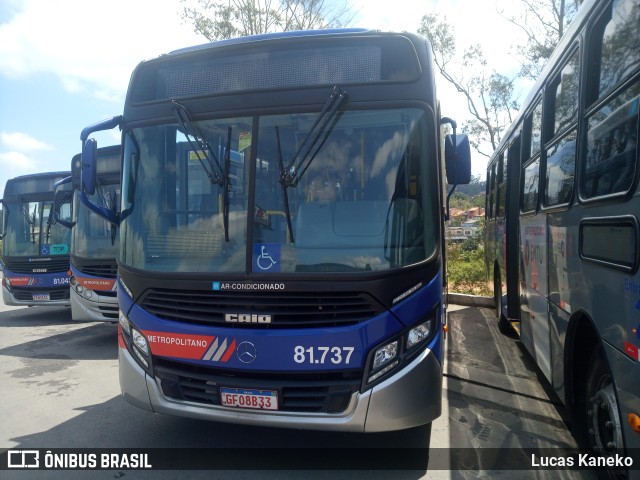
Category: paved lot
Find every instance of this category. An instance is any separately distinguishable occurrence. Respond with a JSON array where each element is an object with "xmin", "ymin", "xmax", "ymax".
[{"xmin": 0, "ymin": 300, "xmax": 595, "ymax": 479}]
